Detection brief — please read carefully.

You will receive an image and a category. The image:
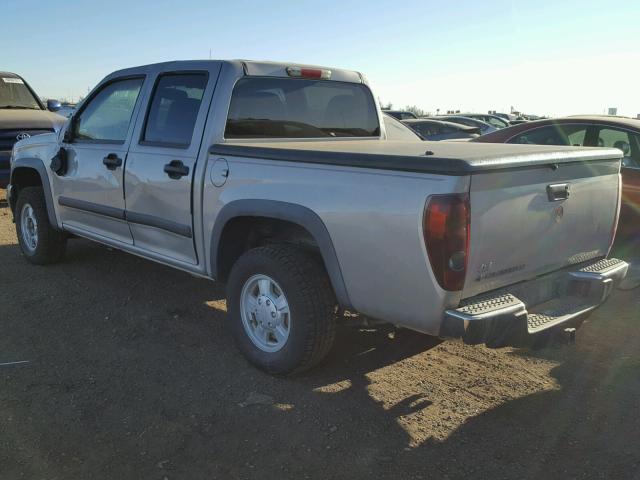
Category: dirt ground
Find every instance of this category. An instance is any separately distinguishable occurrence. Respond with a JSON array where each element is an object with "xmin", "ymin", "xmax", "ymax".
[{"xmin": 1, "ymin": 191, "xmax": 639, "ymax": 480}]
